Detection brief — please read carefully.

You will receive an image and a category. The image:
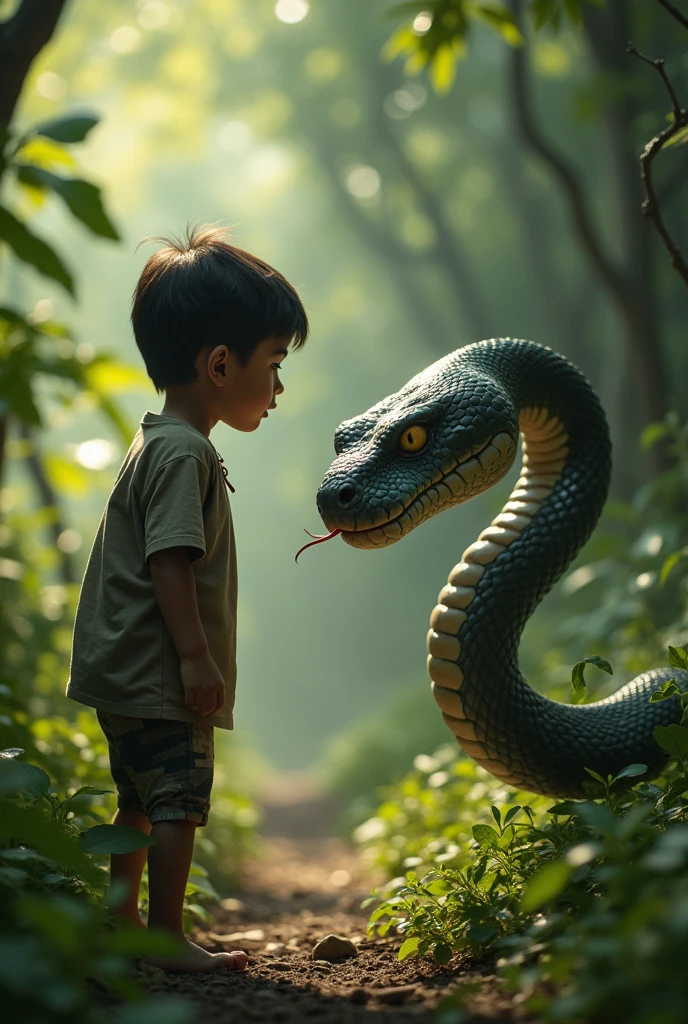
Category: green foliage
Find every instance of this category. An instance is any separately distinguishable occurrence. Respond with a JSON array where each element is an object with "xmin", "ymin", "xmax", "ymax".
[
  {"xmin": 359, "ymin": 734, "xmax": 688, "ymax": 1022},
  {"xmin": 384, "ymin": 0, "xmax": 603, "ymax": 93},
  {"xmin": 570, "ymin": 653, "xmax": 613, "ymax": 703},
  {"xmin": 0, "ymin": 111, "xmax": 118, "ymax": 292}
]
